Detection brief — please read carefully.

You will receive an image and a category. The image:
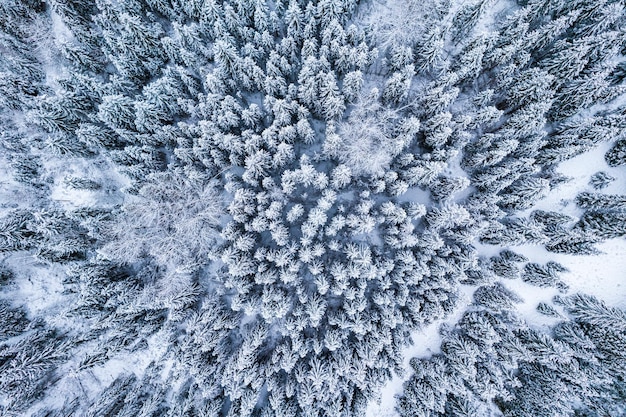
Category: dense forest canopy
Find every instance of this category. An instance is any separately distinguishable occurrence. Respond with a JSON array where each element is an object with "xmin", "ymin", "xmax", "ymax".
[{"xmin": 0, "ymin": 0, "xmax": 625, "ymax": 416}]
